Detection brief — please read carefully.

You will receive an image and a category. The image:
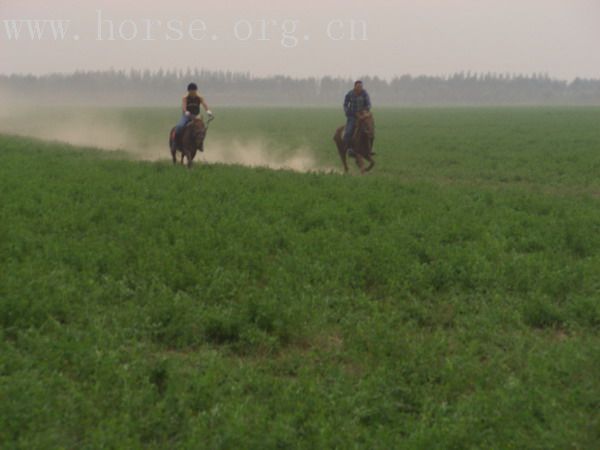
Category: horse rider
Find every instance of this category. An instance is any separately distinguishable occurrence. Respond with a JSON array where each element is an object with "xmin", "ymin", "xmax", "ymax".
[
  {"xmin": 171, "ymin": 83, "xmax": 213, "ymax": 151},
  {"xmin": 343, "ymin": 80, "xmax": 371, "ymax": 156}
]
